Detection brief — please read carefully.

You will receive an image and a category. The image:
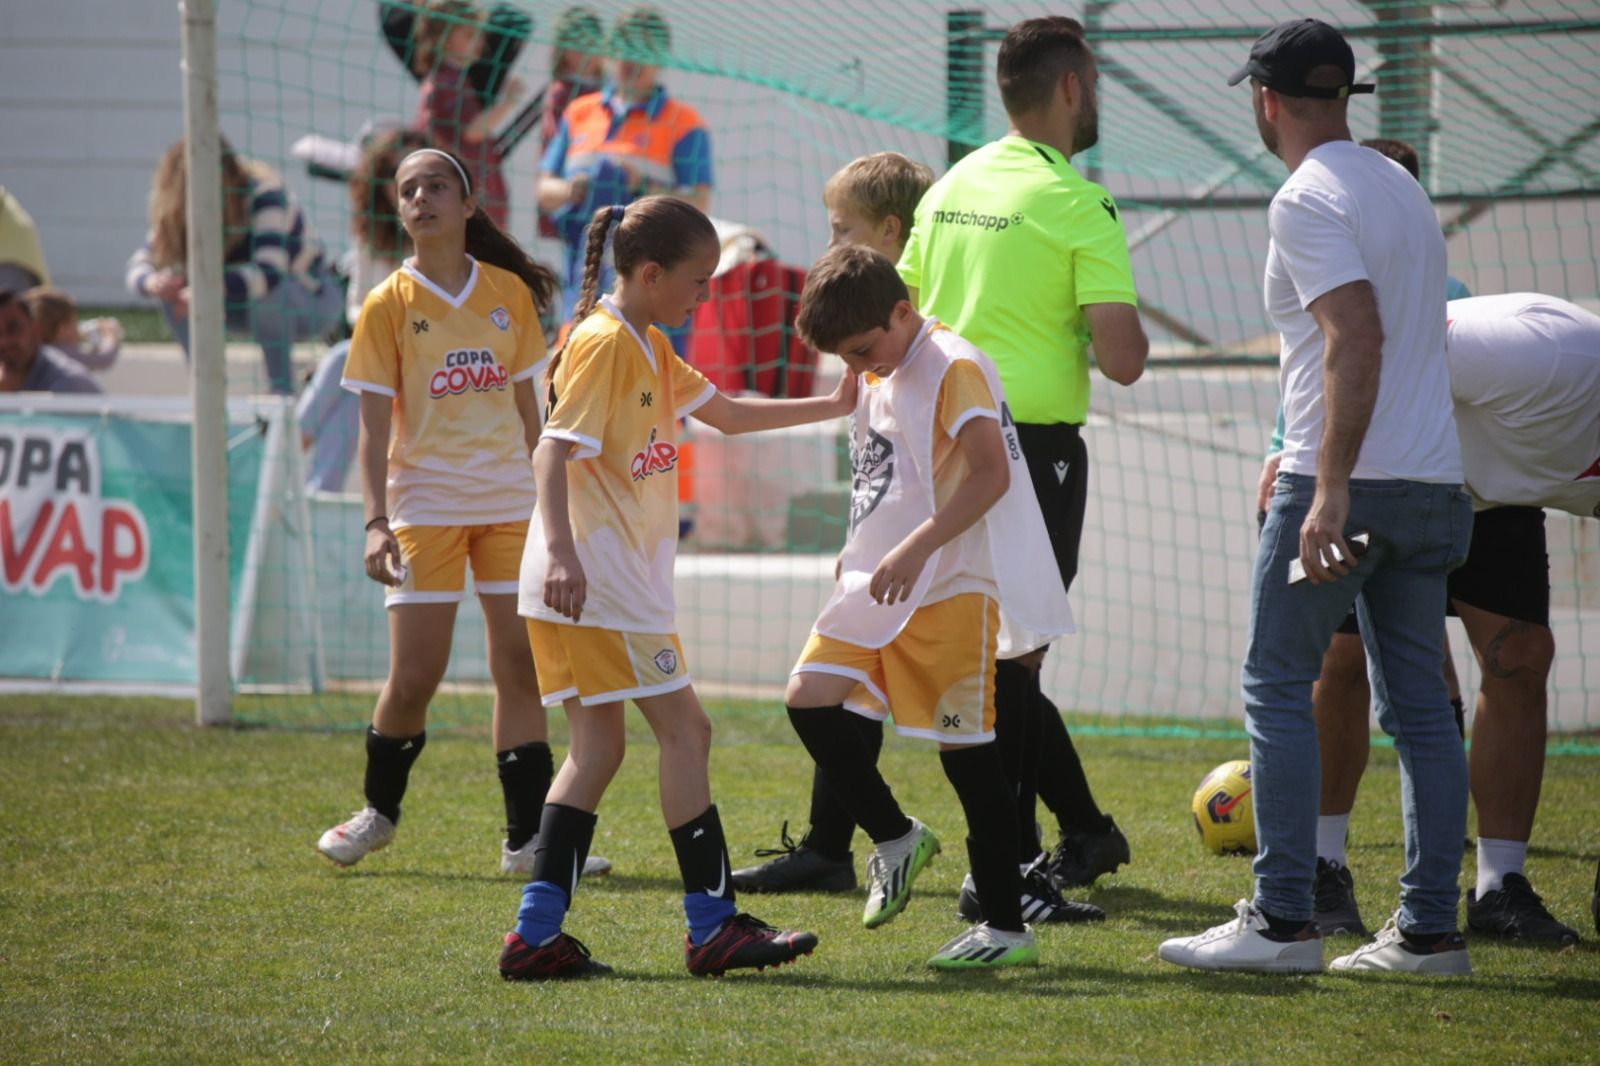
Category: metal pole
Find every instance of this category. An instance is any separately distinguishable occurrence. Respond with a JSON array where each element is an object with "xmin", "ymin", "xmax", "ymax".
[
  {"xmin": 946, "ymin": 9, "xmax": 985, "ymax": 166},
  {"xmin": 181, "ymin": 0, "xmax": 233, "ymax": 725}
]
